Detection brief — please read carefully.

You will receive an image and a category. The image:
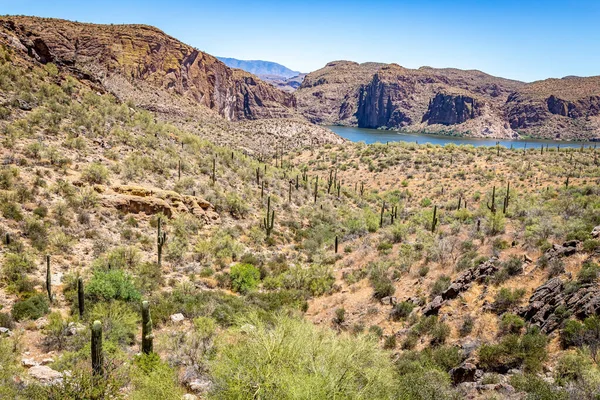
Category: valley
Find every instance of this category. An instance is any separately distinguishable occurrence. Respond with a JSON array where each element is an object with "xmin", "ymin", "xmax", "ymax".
[{"xmin": 0, "ymin": 15, "xmax": 599, "ymax": 400}]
